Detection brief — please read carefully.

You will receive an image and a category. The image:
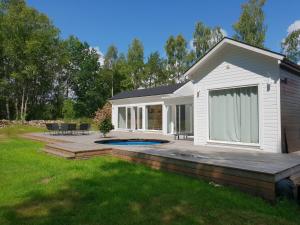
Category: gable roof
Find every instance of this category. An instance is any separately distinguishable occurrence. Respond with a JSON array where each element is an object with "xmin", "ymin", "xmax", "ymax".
[
  {"xmin": 186, "ymin": 37, "xmax": 286, "ymax": 79},
  {"xmin": 110, "ymin": 82, "xmax": 187, "ymax": 100}
]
